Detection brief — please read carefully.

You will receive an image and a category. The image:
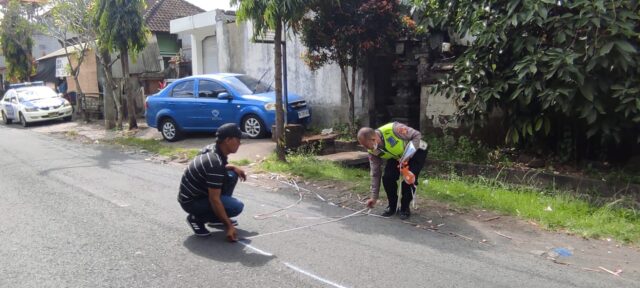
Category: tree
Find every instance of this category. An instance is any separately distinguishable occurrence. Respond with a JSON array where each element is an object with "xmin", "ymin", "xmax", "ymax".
[
  {"xmin": 94, "ymin": 0, "xmax": 148, "ymax": 130},
  {"xmin": 231, "ymin": 0, "xmax": 313, "ymax": 162},
  {"xmin": 300, "ymin": 0, "xmax": 404, "ymax": 132},
  {"xmin": 0, "ymin": 0, "xmax": 35, "ymax": 82},
  {"xmin": 40, "ymin": 0, "xmax": 95, "ymax": 122},
  {"xmin": 418, "ymin": 0, "xmax": 640, "ymax": 161}
]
